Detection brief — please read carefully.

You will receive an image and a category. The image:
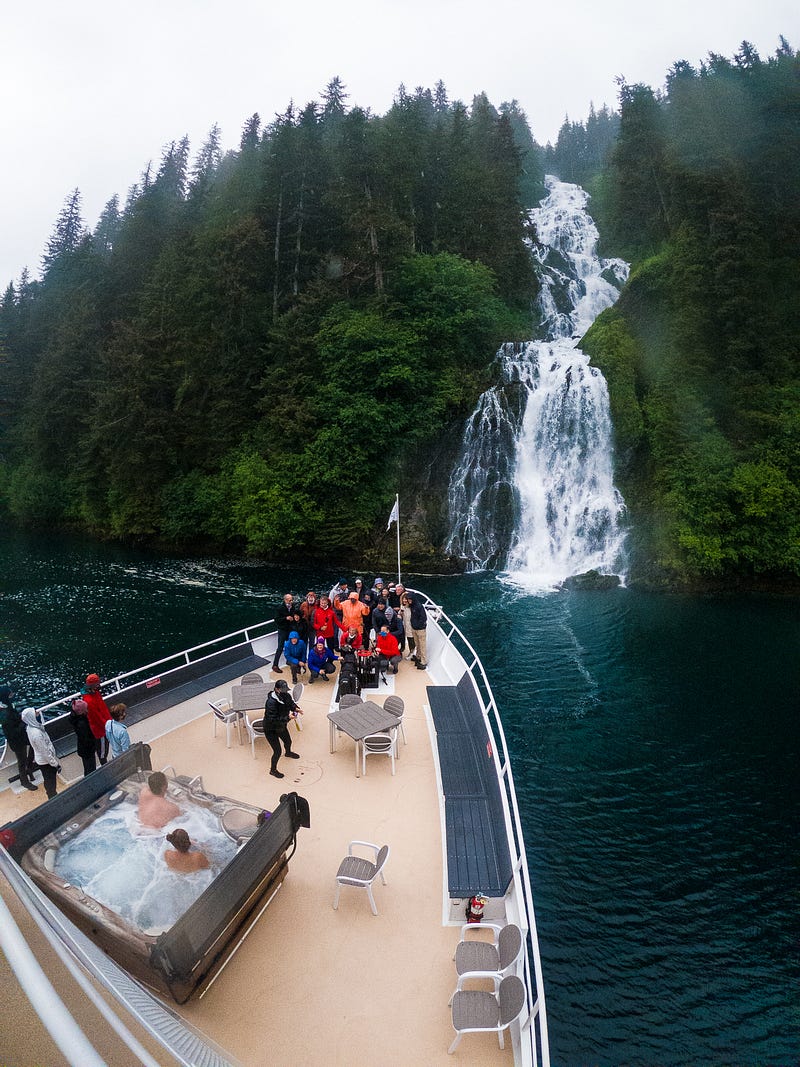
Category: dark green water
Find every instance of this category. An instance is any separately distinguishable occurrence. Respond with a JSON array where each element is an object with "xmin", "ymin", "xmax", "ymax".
[{"xmin": 2, "ymin": 529, "xmax": 798, "ymax": 1065}]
